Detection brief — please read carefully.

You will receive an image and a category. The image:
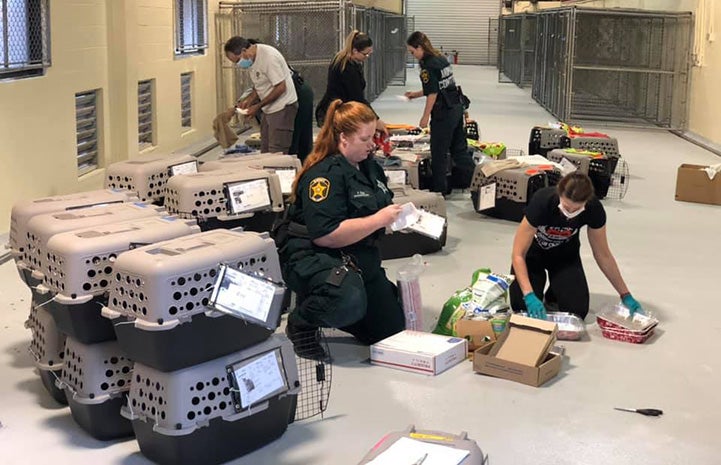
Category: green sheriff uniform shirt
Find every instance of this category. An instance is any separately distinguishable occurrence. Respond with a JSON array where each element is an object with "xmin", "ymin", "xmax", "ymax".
[
  {"xmin": 290, "ymin": 154, "xmax": 393, "ymax": 274},
  {"xmin": 419, "ymin": 54, "xmax": 461, "ymax": 111}
]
